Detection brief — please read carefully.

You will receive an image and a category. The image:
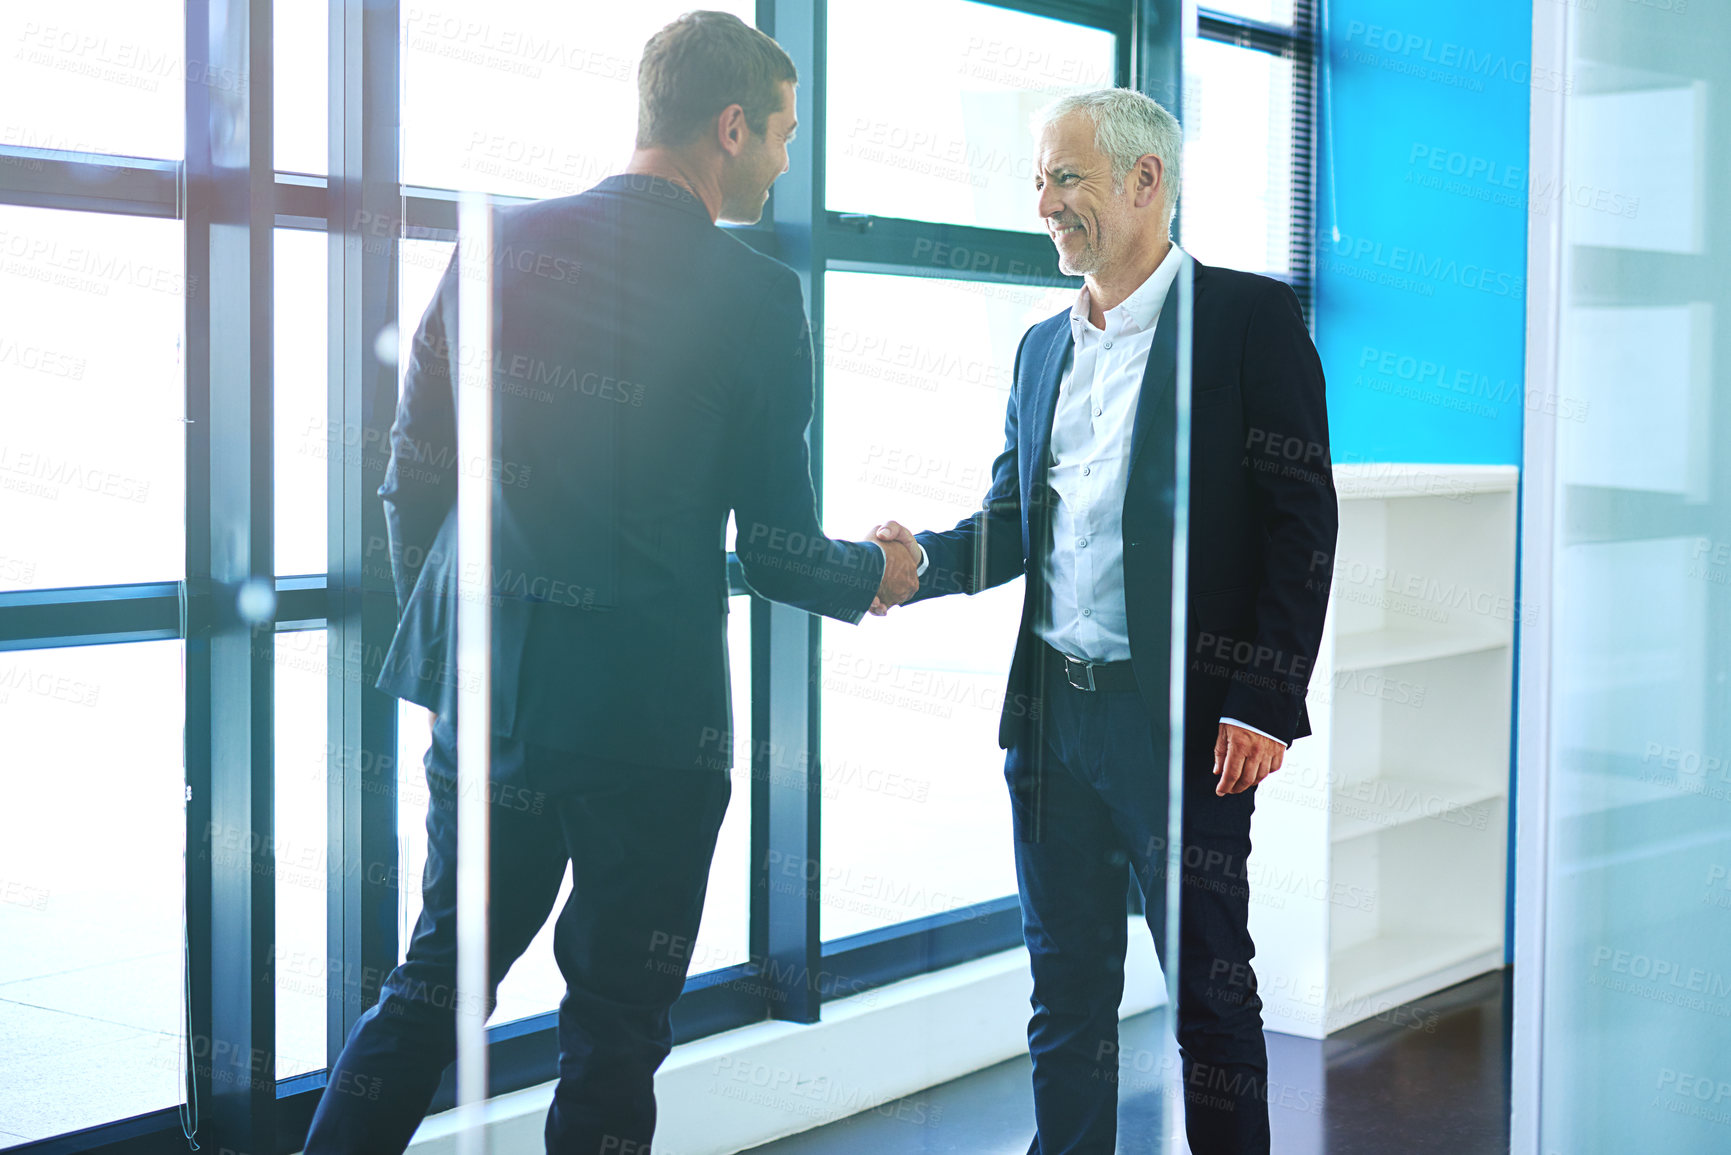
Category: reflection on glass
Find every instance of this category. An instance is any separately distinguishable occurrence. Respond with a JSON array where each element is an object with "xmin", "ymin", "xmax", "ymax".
[
  {"xmin": 0, "ymin": 641, "xmax": 184, "ymax": 1140},
  {"xmin": 1181, "ymin": 38, "xmax": 1294, "ymax": 276},
  {"xmin": 827, "ymin": 0, "xmax": 1117, "ymax": 233},
  {"xmin": 1537, "ymin": 3, "xmax": 1731, "ymax": 1150},
  {"xmin": 400, "ymin": 0, "xmax": 754, "ymax": 198},
  {"xmin": 0, "ymin": 205, "xmax": 184, "ymax": 591},
  {"xmin": 0, "ymin": 1, "xmax": 184, "ymax": 160},
  {"xmin": 819, "ymin": 271, "xmax": 1074, "ymax": 941},
  {"xmin": 275, "ymin": 627, "xmax": 328, "ymax": 1080},
  {"xmin": 275, "ymin": 1, "xmax": 330, "ymax": 175},
  {"xmin": 276, "ymin": 228, "xmax": 329, "ymax": 577}
]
